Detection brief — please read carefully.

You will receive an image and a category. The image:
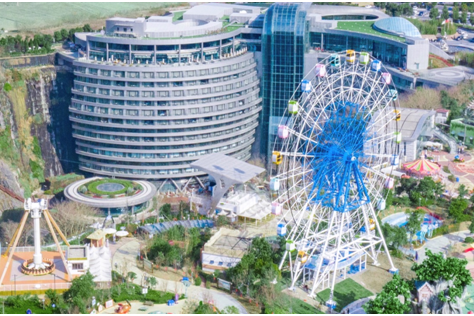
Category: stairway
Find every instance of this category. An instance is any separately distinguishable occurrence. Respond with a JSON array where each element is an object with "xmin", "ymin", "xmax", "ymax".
[{"xmin": 88, "ymin": 245, "xmax": 112, "ymax": 282}]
